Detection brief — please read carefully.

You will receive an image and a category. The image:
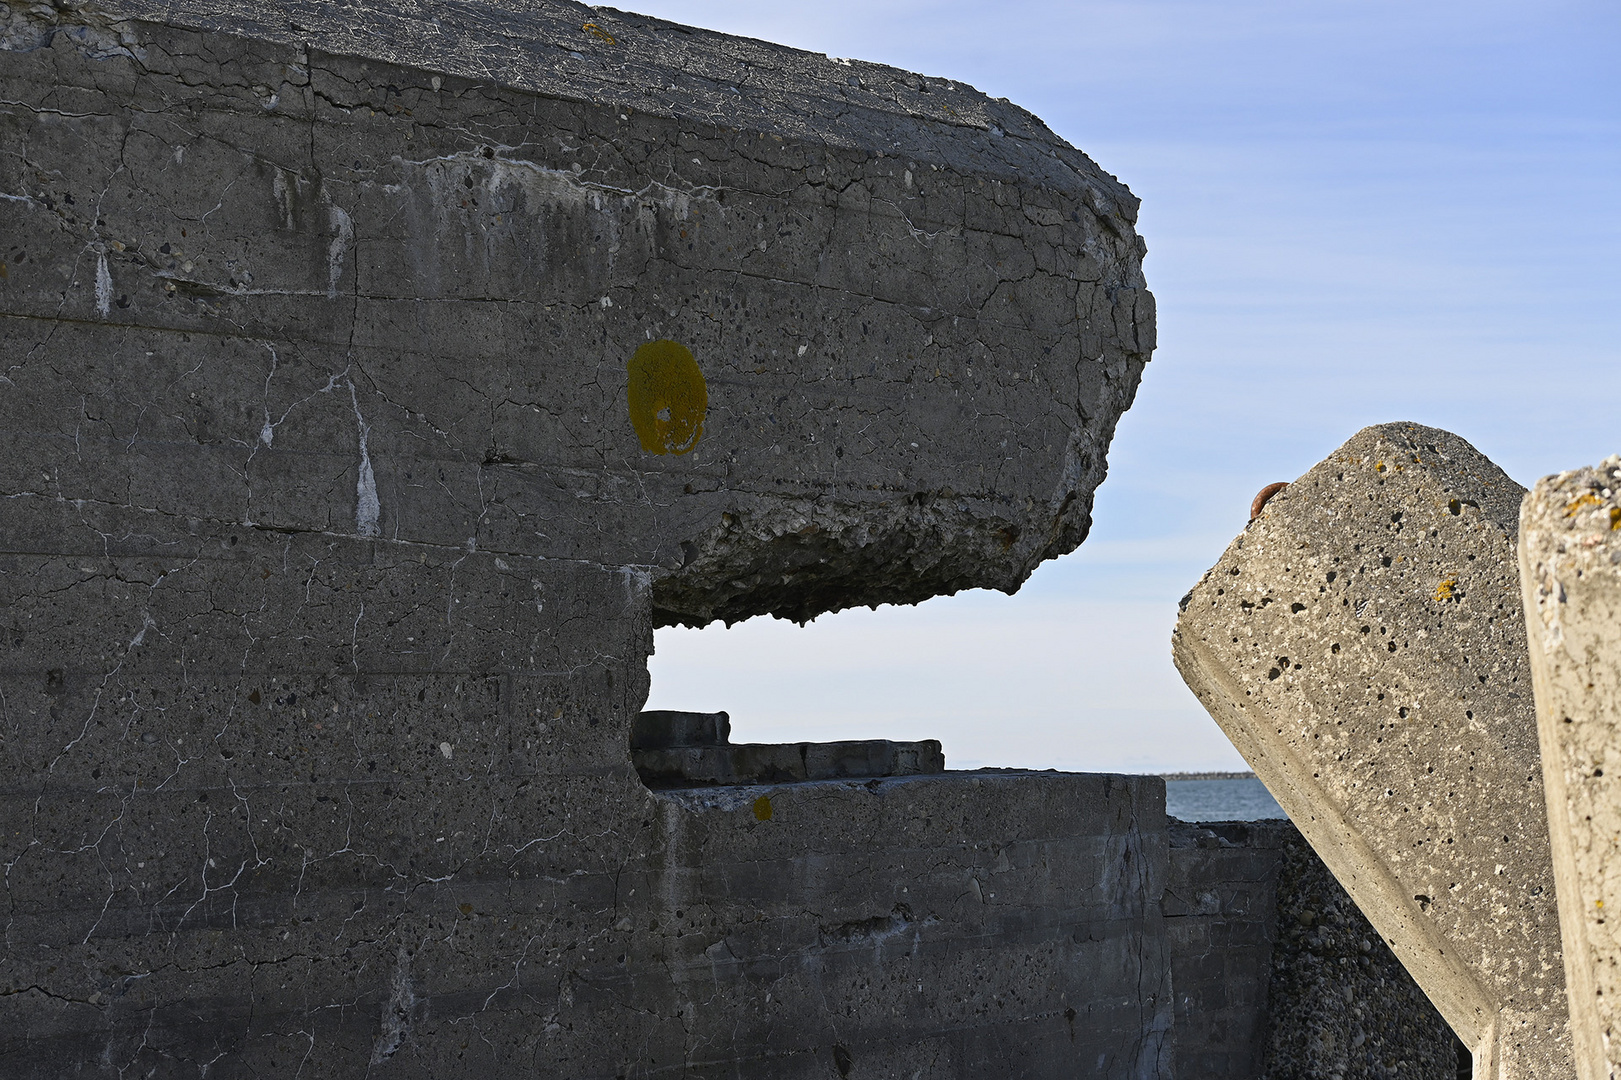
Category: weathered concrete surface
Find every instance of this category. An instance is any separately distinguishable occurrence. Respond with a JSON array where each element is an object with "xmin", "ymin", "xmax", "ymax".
[
  {"xmin": 0, "ymin": 0, "xmax": 1151, "ymax": 628},
  {"xmin": 1520, "ymin": 455, "xmax": 1621, "ymax": 1080},
  {"xmin": 1165, "ymin": 819, "xmax": 1285, "ymax": 1077},
  {"xmin": 656, "ymin": 773, "xmax": 1173, "ymax": 1079},
  {"xmin": 0, "ymin": 0, "xmax": 1156, "ymax": 1075},
  {"xmin": 1172, "ymin": 423, "xmax": 1570, "ymax": 1078},
  {"xmin": 1166, "ymin": 818, "xmax": 1461, "ymax": 1080}
]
